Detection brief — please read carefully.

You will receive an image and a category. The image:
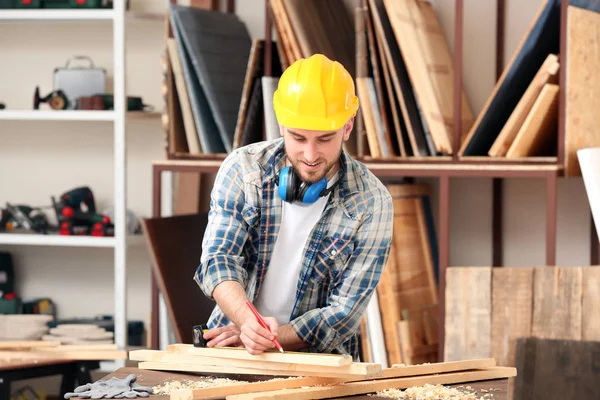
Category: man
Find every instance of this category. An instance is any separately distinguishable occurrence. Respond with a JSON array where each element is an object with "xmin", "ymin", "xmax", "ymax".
[{"xmin": 194, "ymin": 54, "xmax": 393, "ymax": 361}]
